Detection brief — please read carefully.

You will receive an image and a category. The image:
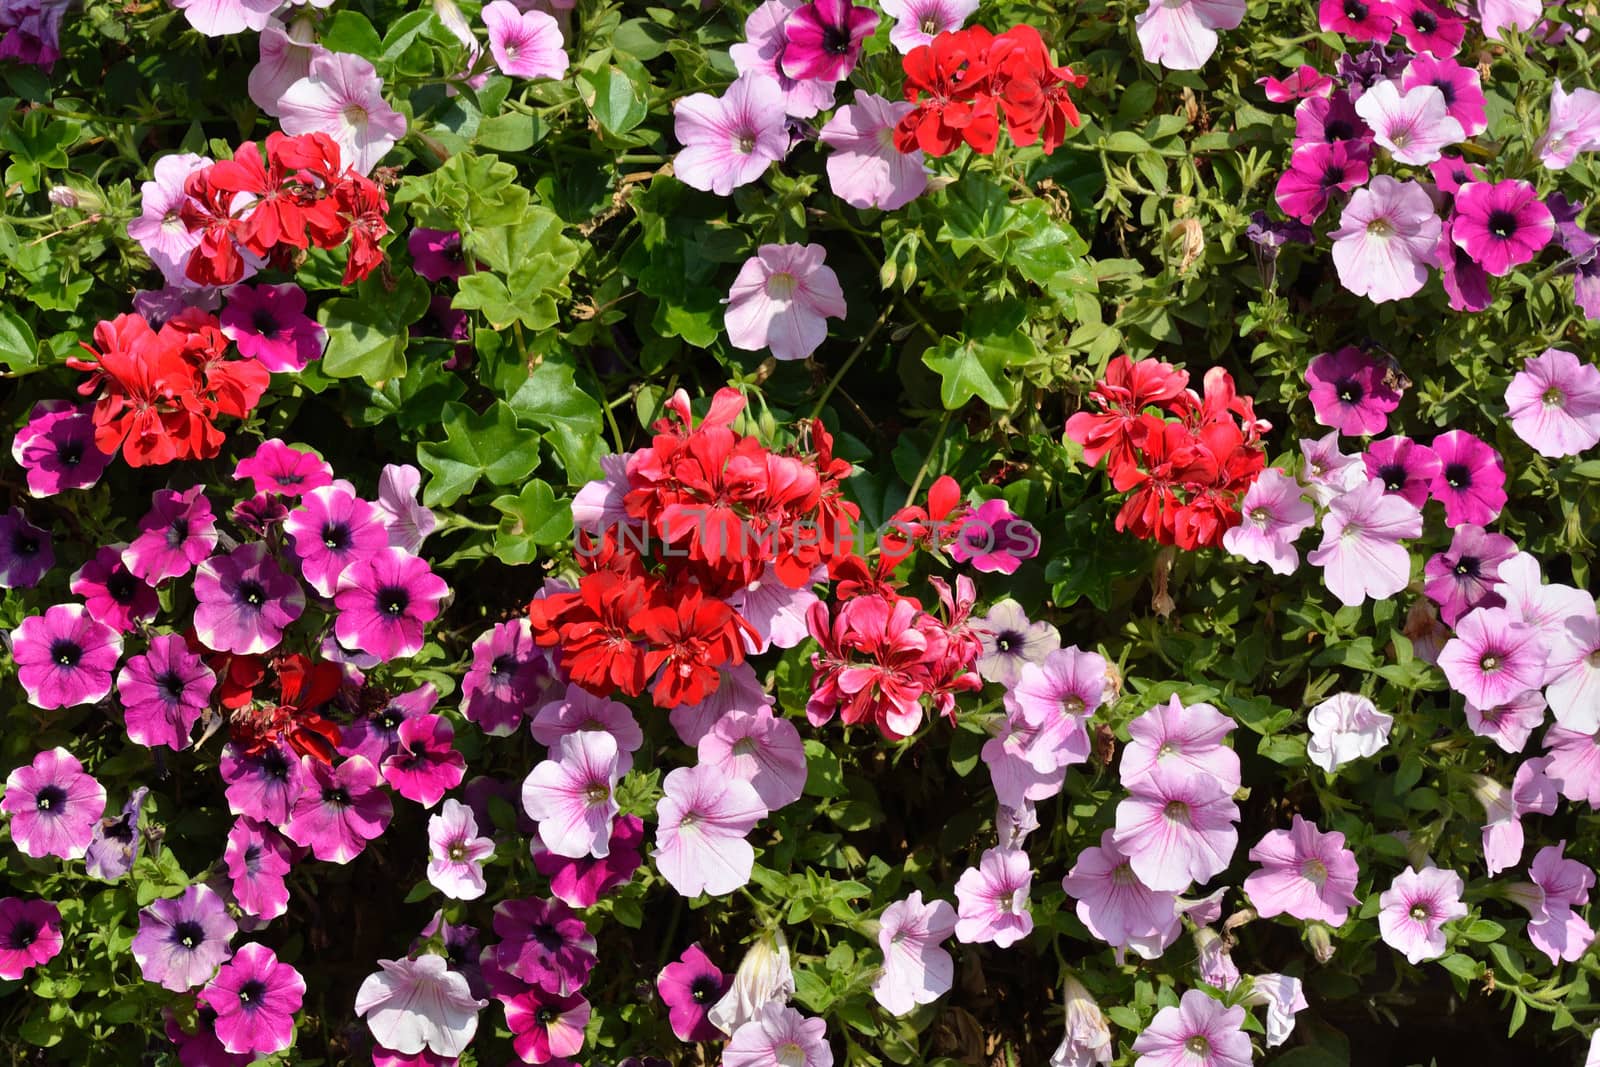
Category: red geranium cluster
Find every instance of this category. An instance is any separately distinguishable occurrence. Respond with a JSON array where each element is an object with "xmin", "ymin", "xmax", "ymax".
[
  {"xmin": 181, "ymin": 132, "xmax": 390, "ymax": 287},
  {"xmin": 68, "ymin": 308, "xmax": 270, "ymax": 467},
  {"xmin": 527, "ymin": 388, "xmax": 861, "ymax": 710},
  {"xmin": 1066, "ymin": 356, "xmax": 1271, "ymax": 550},
  {"xmin": 895, "ymin": 24, "xmax": 1088, "ymax": 157},
  {"xmin": 217, "ymin": 651, "xmax": 345, "ymax": 765}
]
